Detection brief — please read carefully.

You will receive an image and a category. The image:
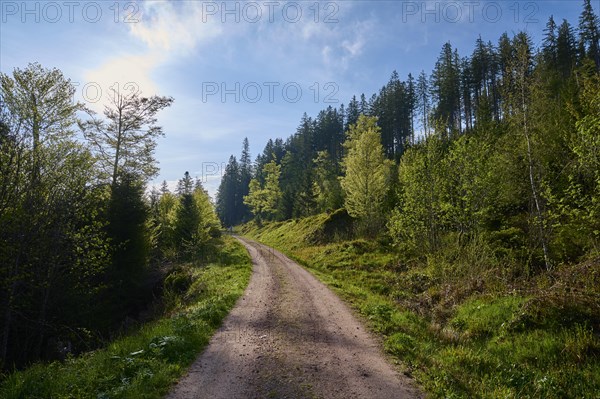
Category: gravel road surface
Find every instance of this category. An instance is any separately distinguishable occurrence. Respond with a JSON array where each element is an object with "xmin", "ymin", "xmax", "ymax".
[{"xmin": 166, "ymin": 237, "xmax": 422, "ymax": 399}]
